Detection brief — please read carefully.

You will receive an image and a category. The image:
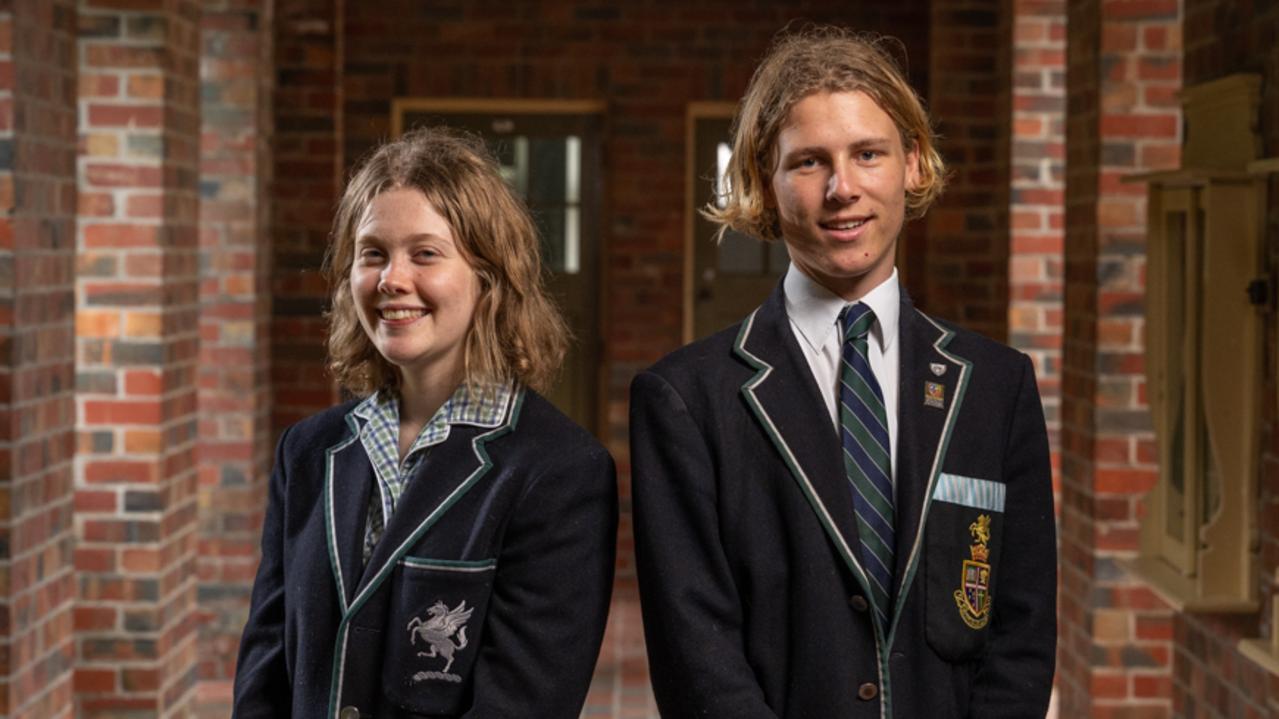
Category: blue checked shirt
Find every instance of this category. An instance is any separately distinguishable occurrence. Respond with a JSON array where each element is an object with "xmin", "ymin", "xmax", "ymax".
[{"xmin": 352, "ymin": 381, "xmax": 512, "ymax": 564}]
